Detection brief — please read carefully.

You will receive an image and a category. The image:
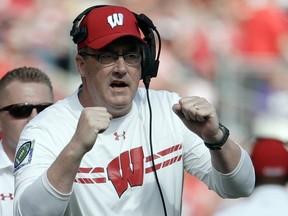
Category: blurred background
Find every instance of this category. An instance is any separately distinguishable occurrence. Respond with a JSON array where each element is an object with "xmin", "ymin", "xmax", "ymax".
[{"xmin": 1, "ymin": 0, "xmax": 288, "ymax": 215}]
